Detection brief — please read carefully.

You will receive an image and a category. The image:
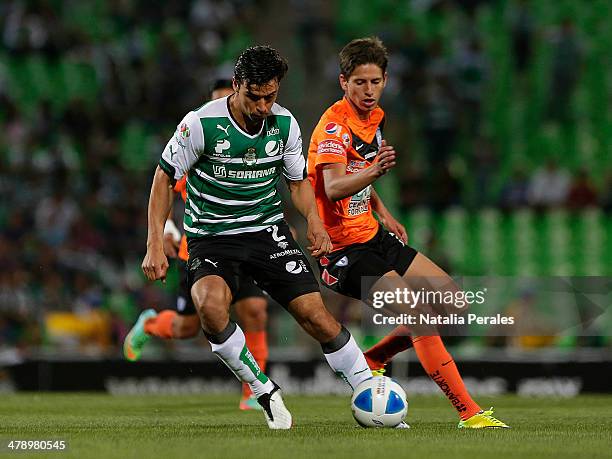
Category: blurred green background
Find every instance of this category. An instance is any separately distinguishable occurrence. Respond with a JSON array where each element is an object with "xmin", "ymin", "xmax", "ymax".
[{"xmin": 0, "ymin": 0, "xmax": 610, "ymax": 357}]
